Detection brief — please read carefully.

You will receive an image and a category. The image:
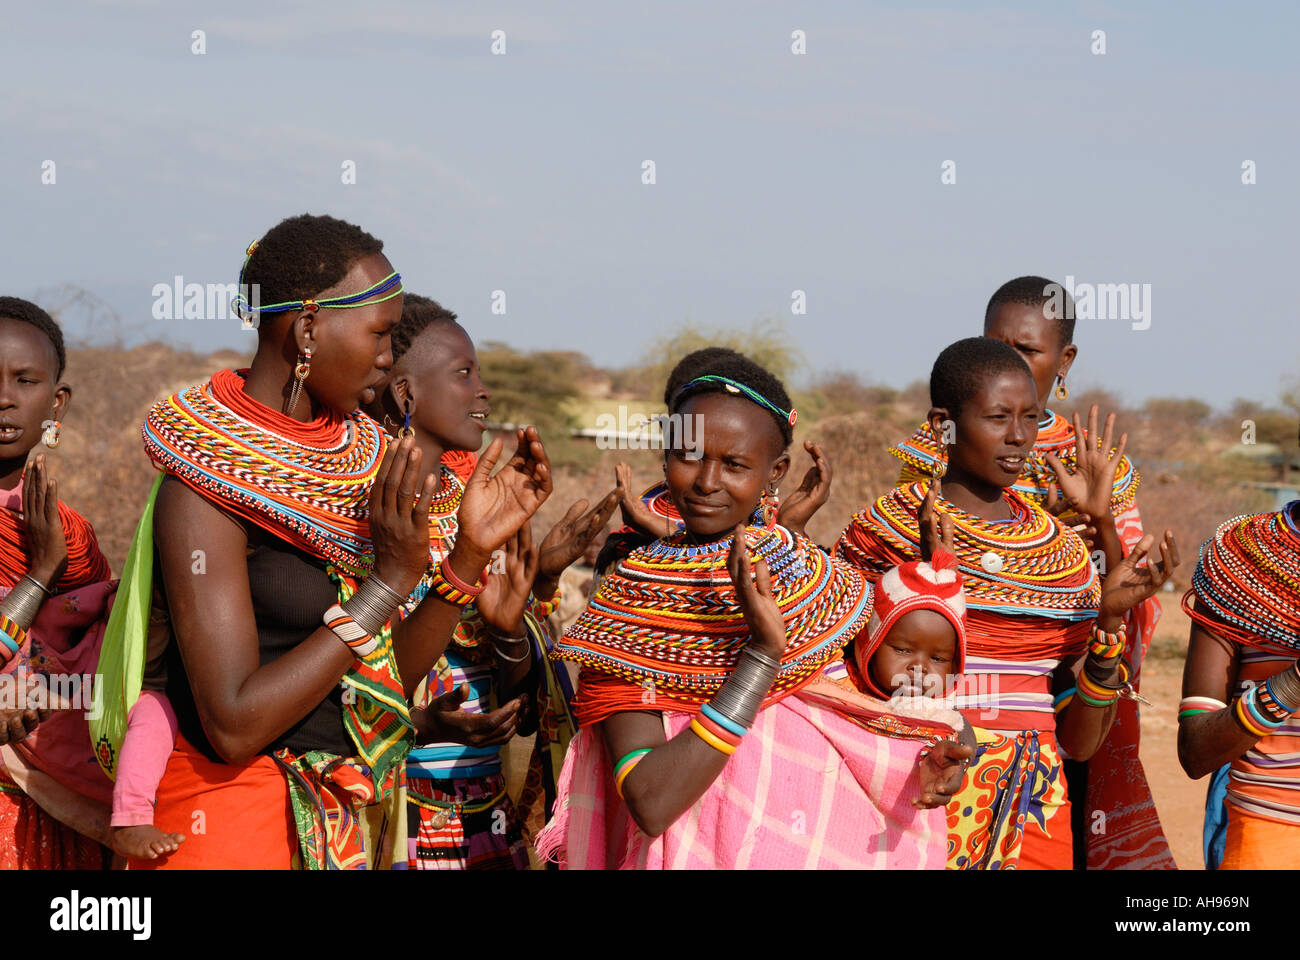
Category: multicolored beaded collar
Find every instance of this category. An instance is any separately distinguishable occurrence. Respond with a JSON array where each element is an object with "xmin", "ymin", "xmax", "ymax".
[
  {"xmin": 555, "ymin": 523, "xmax": 871, "ymax": 726},
  {"xmin": 837, "ymin": 481, "xmax": 1099, "ymax": 621},
  {"xmin": 142, "ymin": 368, "xmax": 385, "ymax": 576},
  {"xmin": 1185, "ymin": 504, "xmax": 1300, "ymax": 656}
]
